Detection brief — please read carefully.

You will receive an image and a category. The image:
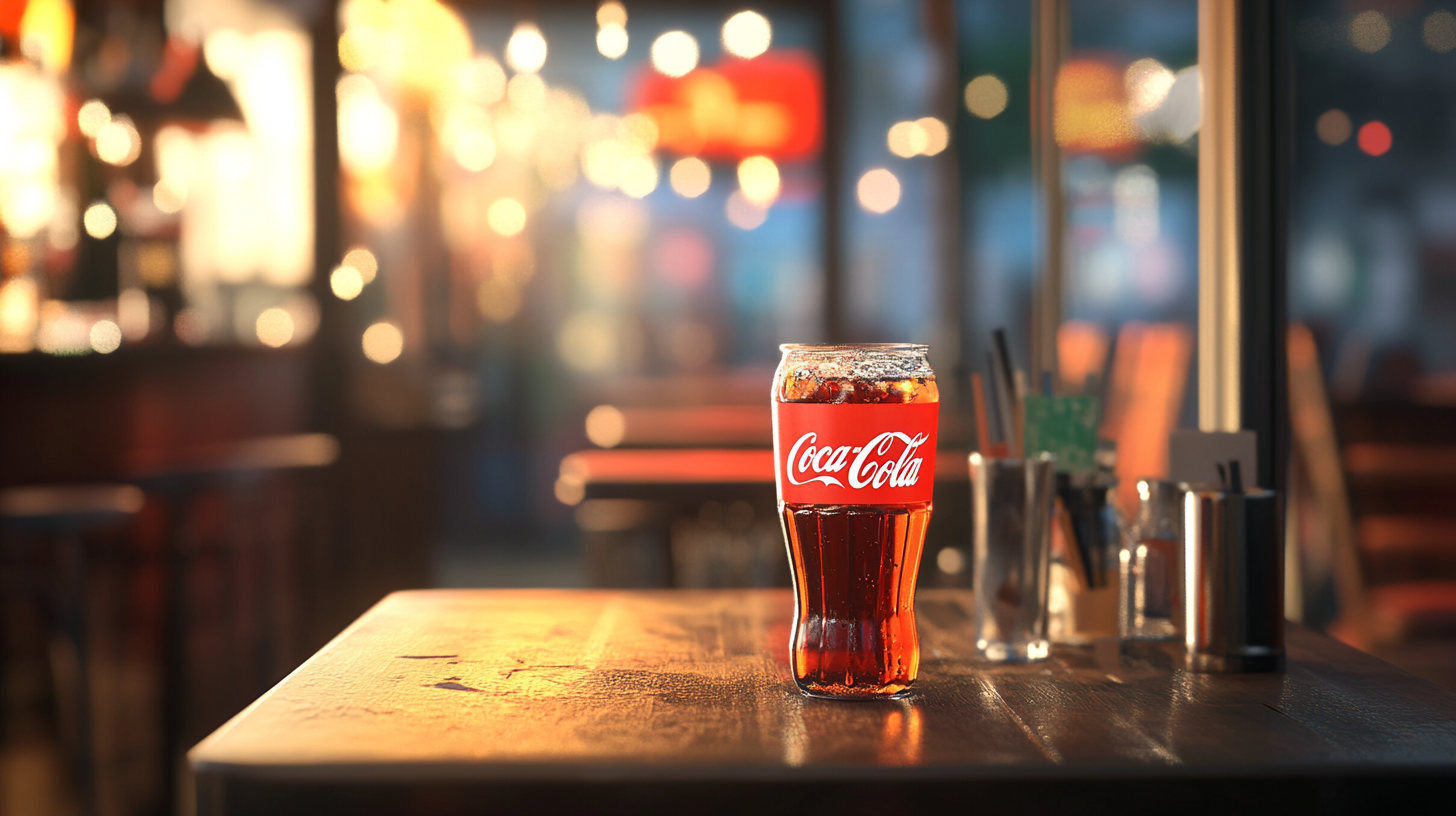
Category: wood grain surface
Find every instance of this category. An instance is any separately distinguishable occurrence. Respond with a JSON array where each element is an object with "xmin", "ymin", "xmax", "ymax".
[{"xmin": 191, "ymin": 589, "xmax": 1456, "ymax": 815}]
